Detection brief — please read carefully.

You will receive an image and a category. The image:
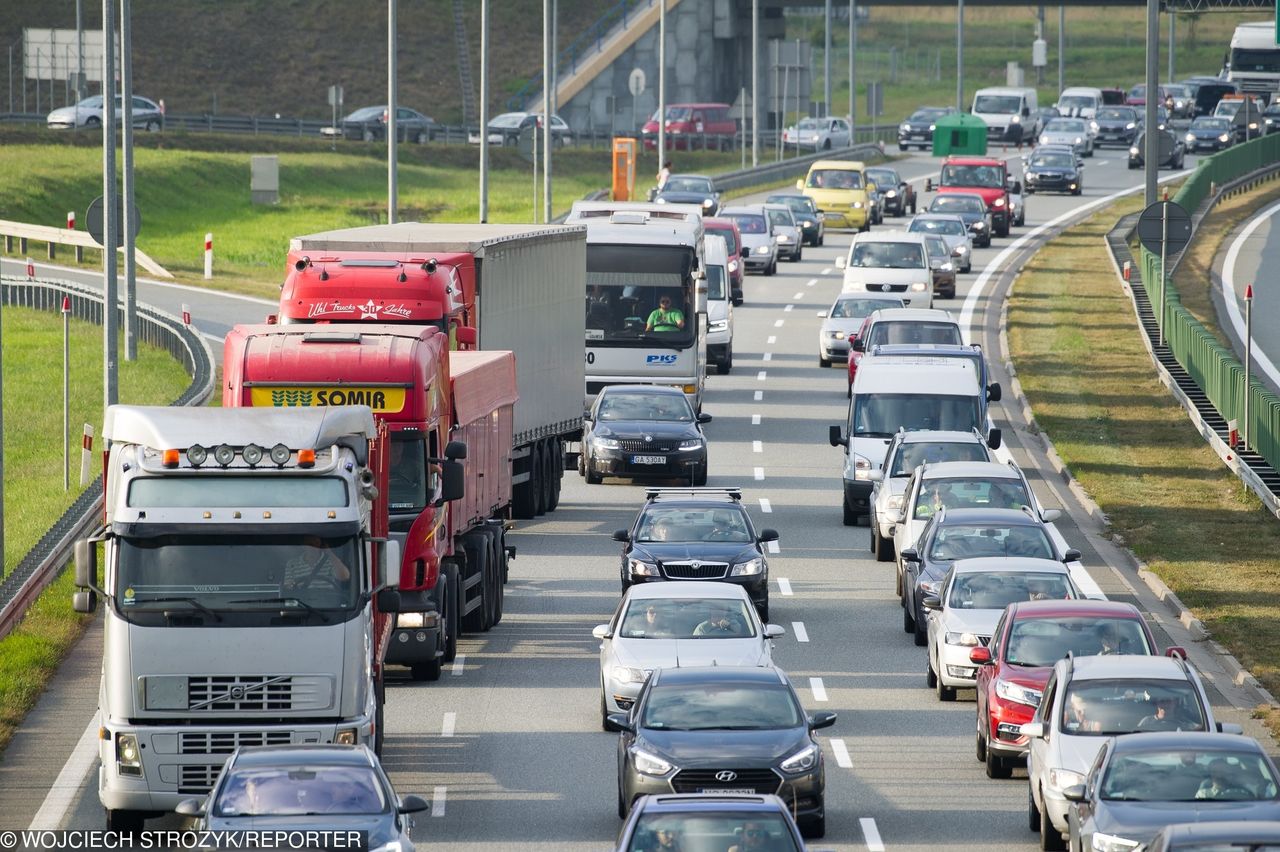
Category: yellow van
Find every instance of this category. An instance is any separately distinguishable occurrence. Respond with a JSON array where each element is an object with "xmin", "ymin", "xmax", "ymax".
[{"xmin": 796, "ymin": 160, "xmax": 873, "ymax": 231}]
